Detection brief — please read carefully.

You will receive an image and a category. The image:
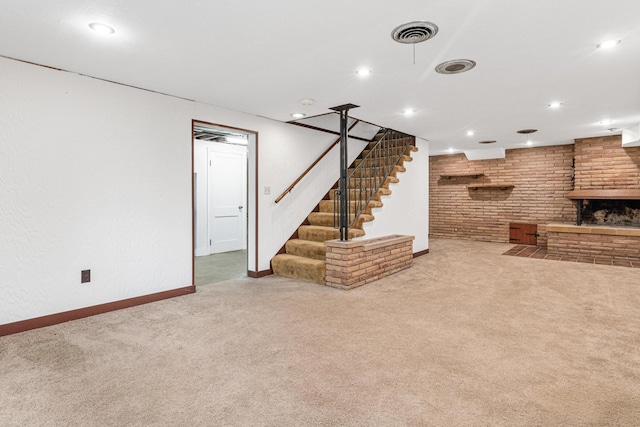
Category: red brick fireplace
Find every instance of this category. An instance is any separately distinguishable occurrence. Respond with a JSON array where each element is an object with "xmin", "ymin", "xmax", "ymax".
[{"xmin": 546, "ymin": 136, "xmax": 640, "ymax": 262}]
